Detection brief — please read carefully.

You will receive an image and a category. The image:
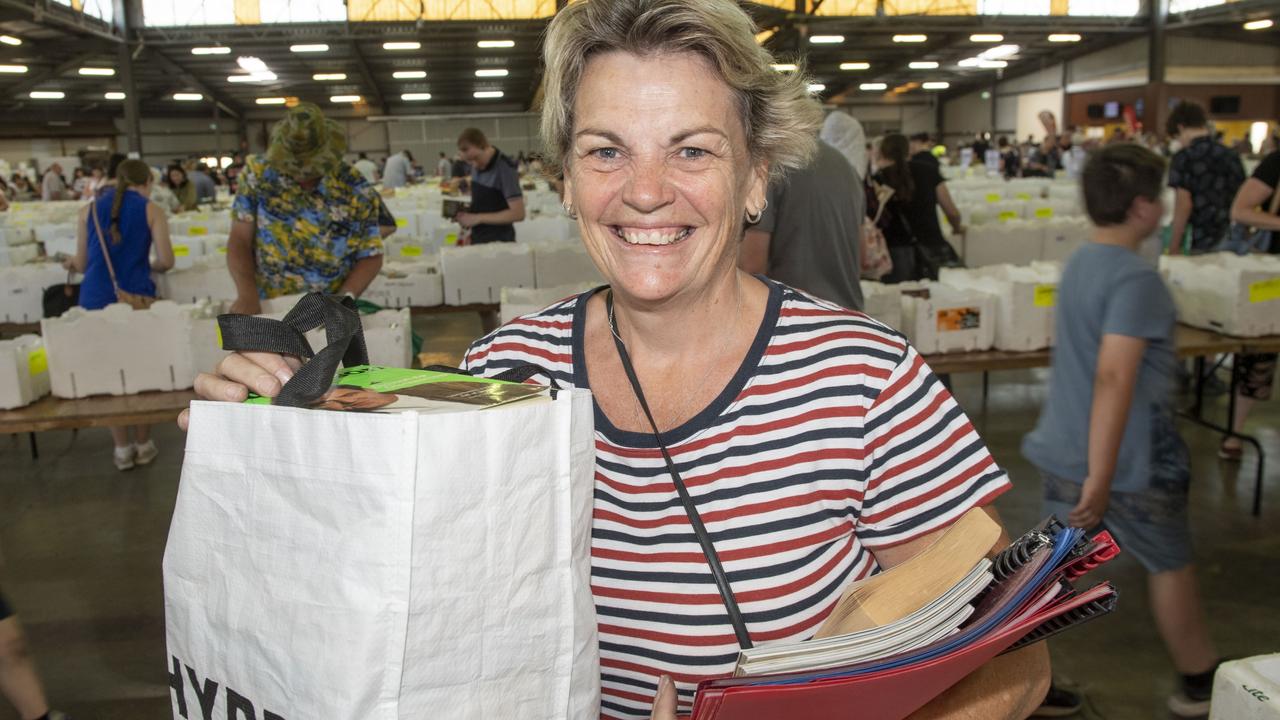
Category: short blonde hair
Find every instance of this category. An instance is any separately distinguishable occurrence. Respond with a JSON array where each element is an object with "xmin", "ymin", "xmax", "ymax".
[{"xmin": 541, "ymin": 0, "xmax": 821, "ymax": 181}]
